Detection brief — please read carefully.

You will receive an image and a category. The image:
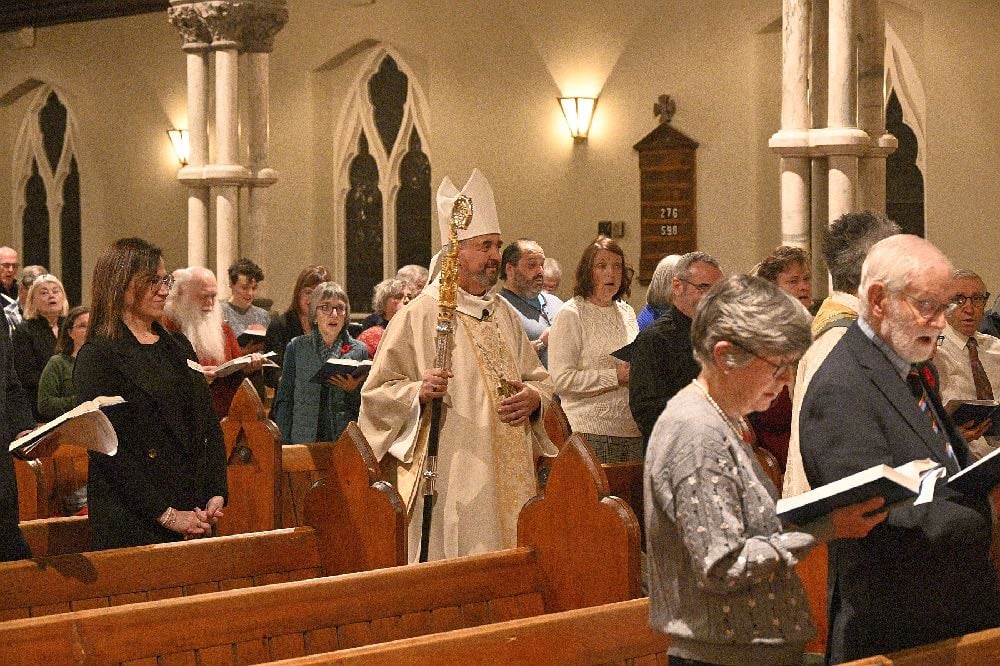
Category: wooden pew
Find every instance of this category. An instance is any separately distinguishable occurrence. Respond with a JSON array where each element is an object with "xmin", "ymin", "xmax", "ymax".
[
  {"xmin": 0, "ymin": 422, "xmax": 405, "ymax": 622},
  {"xmin": 280, "ymin": 598, "xmax": 667, "ymax": 665},
  {"xmin": 0, "ymin": 435, "xmax": 641, "ymax": 664},
  {"xmin": 276, "ymin": 597, "xmax": 1000, "ymax": 665},
  {"xmin": 15, "ymin": 380, "xmax": 282, "ymax": 554}
]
